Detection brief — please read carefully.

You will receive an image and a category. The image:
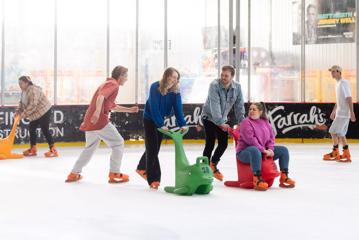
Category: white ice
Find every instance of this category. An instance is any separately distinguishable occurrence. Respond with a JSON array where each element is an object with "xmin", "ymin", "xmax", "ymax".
[{"xmin": 0, "ymin": 143, "xmax": 358, "ymax": 240}]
